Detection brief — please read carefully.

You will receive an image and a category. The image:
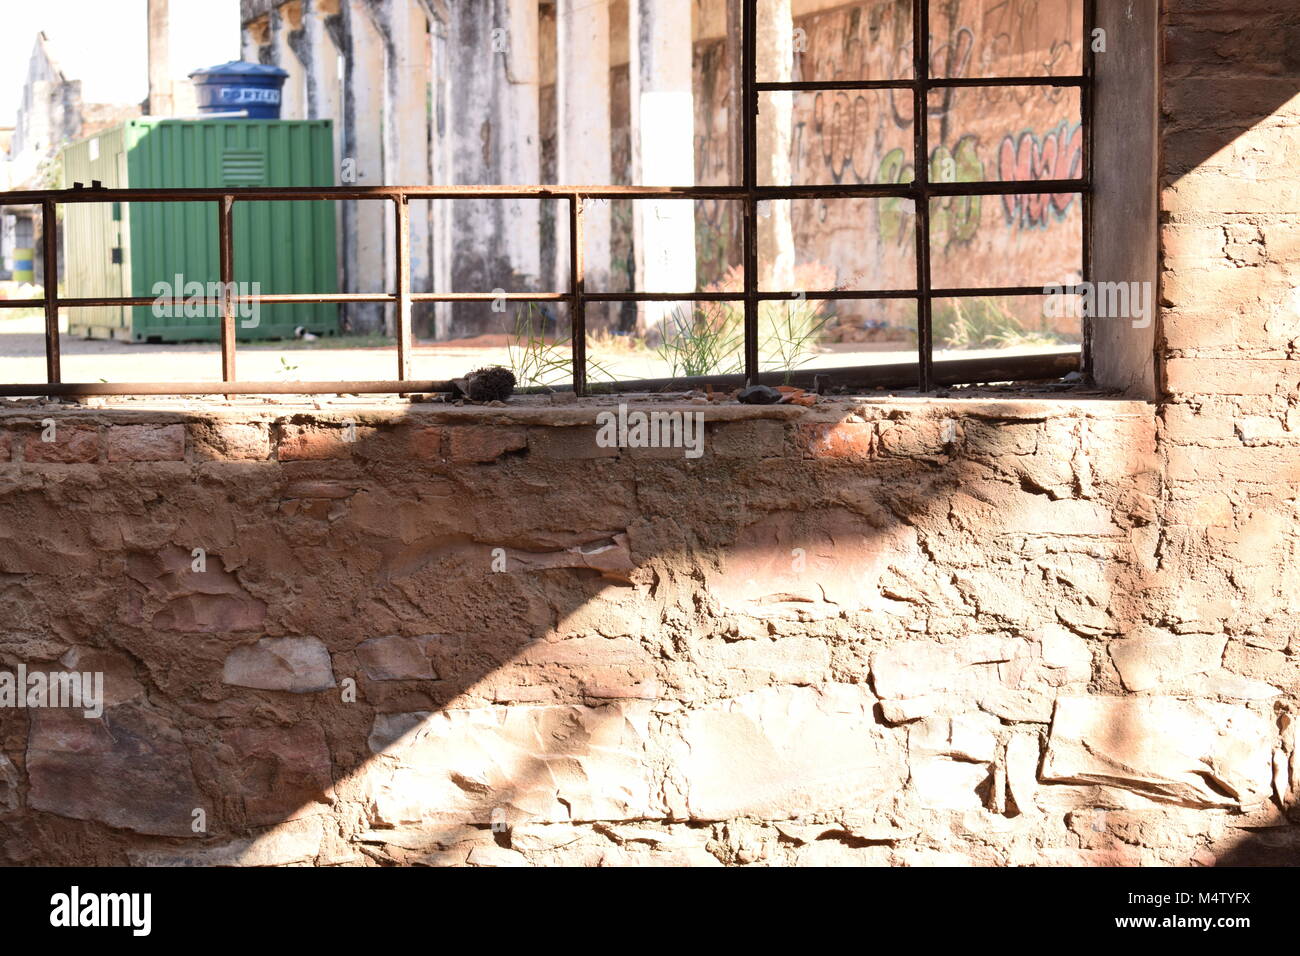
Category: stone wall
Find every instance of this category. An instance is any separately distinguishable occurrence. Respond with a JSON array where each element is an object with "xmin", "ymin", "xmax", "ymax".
[
  {"xmin": 0, "ymin": 386, "xmax": 1292, "ymax": 866},
  {"xmin": 0, "ymin": 0, "xmax": 1297, "ymax": 867}
]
